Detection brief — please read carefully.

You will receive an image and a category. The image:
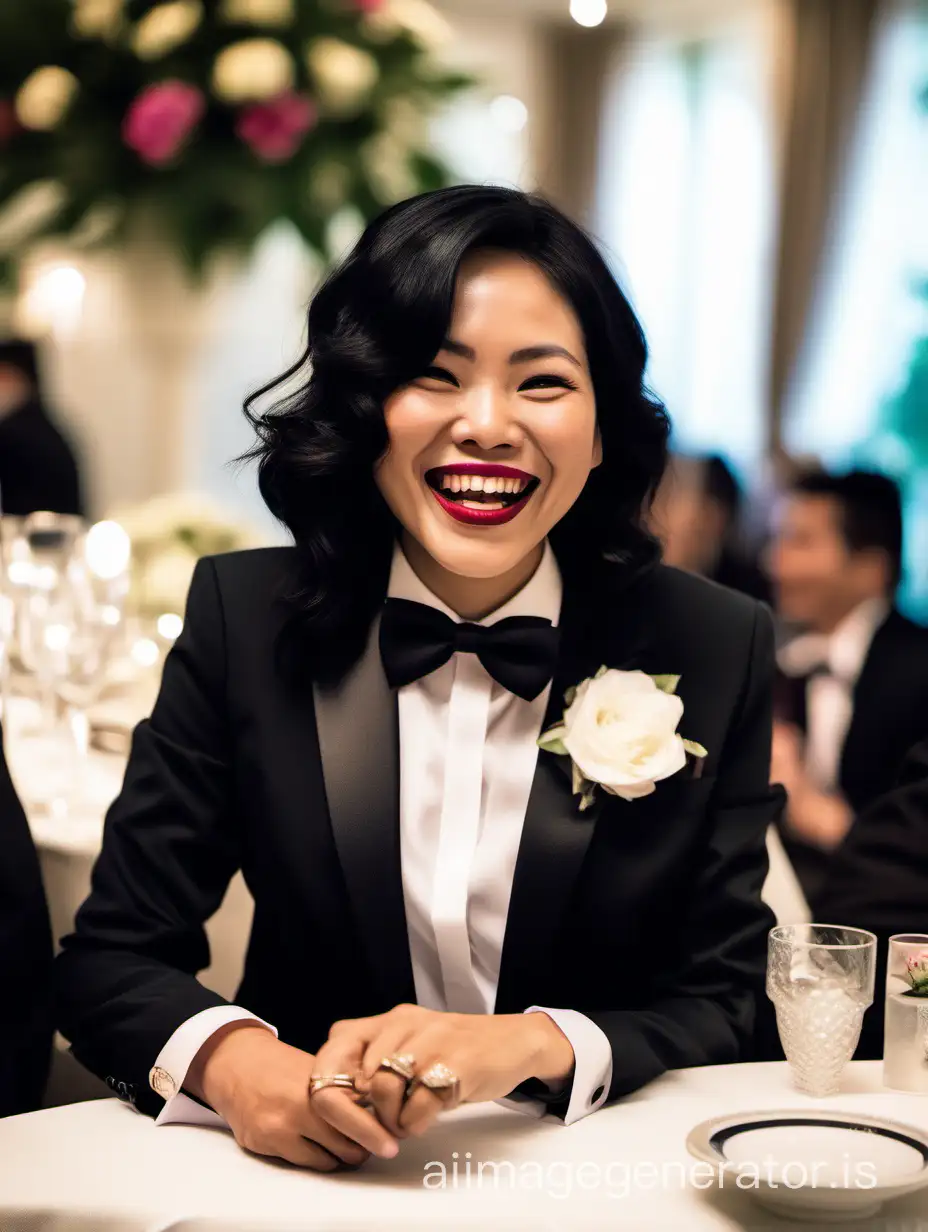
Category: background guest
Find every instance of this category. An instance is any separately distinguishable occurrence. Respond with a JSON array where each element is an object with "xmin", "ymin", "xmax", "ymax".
[
  {"xmin": 0, "ymin": 719, "xmax": 54, "ymax": 1116},
  {"xmin": 769, "ymin": 469, "xmax": 928, "ymax": 901},
  {"xmin": 0, "ymin": 339, "xmax": 84, "ymax": 518},
  {"xmin": 654, "ymin": 453, "xmax": 771, "ymax": 603},
  {"xmin": 815, "ymin": 736, "xmax": 928, "ymax": 1059}
]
